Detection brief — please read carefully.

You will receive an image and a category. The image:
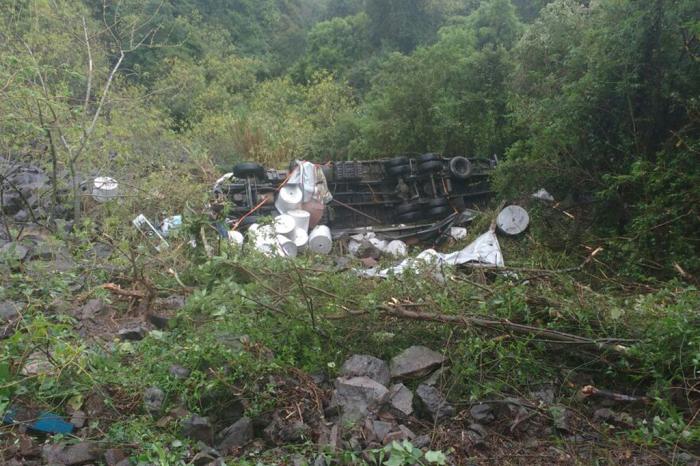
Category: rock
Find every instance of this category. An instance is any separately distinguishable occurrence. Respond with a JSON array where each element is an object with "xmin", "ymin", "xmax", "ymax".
[
  {"xmin": 470, "ymin": 403, "xmax": 494, "ymax": 423},
  {"xmin": 383, "ymin": 425, "xmax": 415, "ymax": 445},
  {"xmin": 0, "ymin": 242, "xmax": 29, "ymax": 261},
  {"xmin": 549, "ymin": 405, "xmax": 572, "ymax": 433},
  {"xmin": 465, "ymin": 423, "xmax": 488, "ymax": 447},
  {"xmin": 143, "ymin": 387, "xmax": 165, "ymax": 414},
  {"xmin": 359, "ymin": 257, "xmax": 378, "ymax": 268},
  {"xmin": 19, "ymin": 434, "xmax": 40, "ymax": 457},
  {"xmin": 158, "ymin": 295, "xmax": 185, "ymax": 311},
  {"xmin": 182, "ymin": 415, "xmax": 213, "ymax": 444},
  {"xmin": 531, "ymin": 387, "xmax": 555, "ymax": 405},
  {"xmin": 217, "ymin": 416, "xmax": 253, "ymax": 454},
  {"xmin": 147, "ymin": 313, "xmax": 170, "ymax": 330},
  {"xmin": 103, "ymin": 448, "xmax": 127, "ymax": 466},
  {"xmin": 169, "ymin": 364, "xmax": 190, "ymax": 379},
  {"xmin": 414, "ymin": 384, "xmax": 455, "ymax": 423},
  {"xmin": 390, "ymin": 346, "xmax": 446, "ymax": 379},
  {"xmin": 593, "ymin": 408, "xmax": 634, "ymax": 427},
  {"xmin": 42, "ymin": 441, "xmax": 102, "ymax": 465},
  {"xmin": 386, "ymin": 383, "xmax": 413, "ymax": 416},
  {"xmin": 422, "ymin": 366, "xmax": 447, "ymax": 386},
  {"xmin": 264, "ymin": 412, "xmax": 311, "ymax": 445},
  {"xmin": 330, "ymin": 376, "xmax": 389, "ymax": 423},
  {"xmin": 70, "ymin": 410, "xmax": 86, "ymax": 429},
  {"xmin": 77, "ymin": 299, "xmax": 105, "ymax": 320},
  {"xmin": 86, "ymin": 243, "xmax": 114, "ymax": 260},
  {"xmin": 313, "ymin": 455, "xmax": 327, "ymax": 466},
  {"xmin": 340, "ymin": 355, "xmax": 390, "ymax": 386},
  {"xmin": 318, "ymin": 423, "xmax": 341, "ymax": 452},
  {"xmin": 355, "ymin": 240, "xmax": 381, "ymax": 260},
  {"xmin": 366, "ymin": 419, "xmax": 393, "ymax": 443},
  {"xmin": 0, "ymin": 301, "xmax": 21, "ymax": 322},
  {"xmin": 118, "ymin": 325, "xmax": 147, "ymax": 341},
  {"xmin": 413, "ymin": 434, "xmax": 430, "ymax": 449}
]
